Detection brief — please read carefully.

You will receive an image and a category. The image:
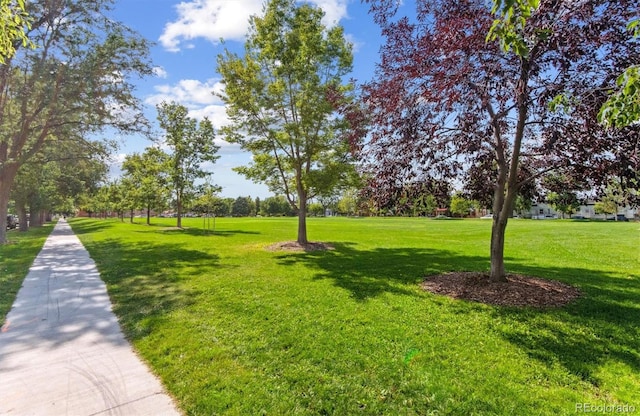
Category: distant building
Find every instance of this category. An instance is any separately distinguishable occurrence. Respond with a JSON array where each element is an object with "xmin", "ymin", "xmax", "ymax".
[{"xmin": 527, "ymin": 202, "xmax": 637, "ymax": 220}]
